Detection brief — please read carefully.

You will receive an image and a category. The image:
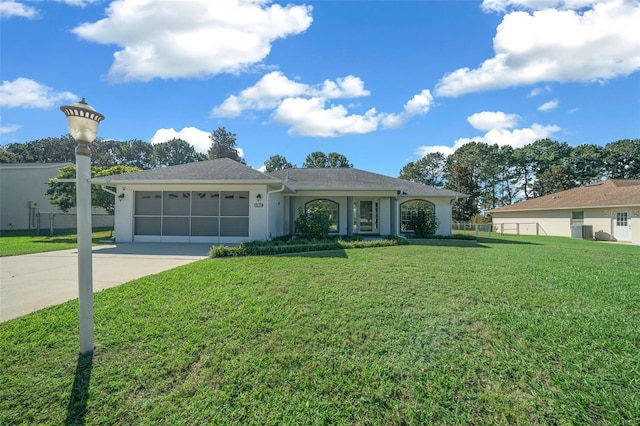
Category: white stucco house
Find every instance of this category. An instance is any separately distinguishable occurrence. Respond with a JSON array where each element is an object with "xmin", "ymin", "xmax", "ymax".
[
  {"xmin": 94, "ymin": 158, "xmax": 465, "ymax": 244},
  {"xmin": 0, "ymin": 162, "xmax": 112, "ymax": 232},
  {"xmin": 489, "ymin": 179, "xmax": 640, "ymax": 245}
]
